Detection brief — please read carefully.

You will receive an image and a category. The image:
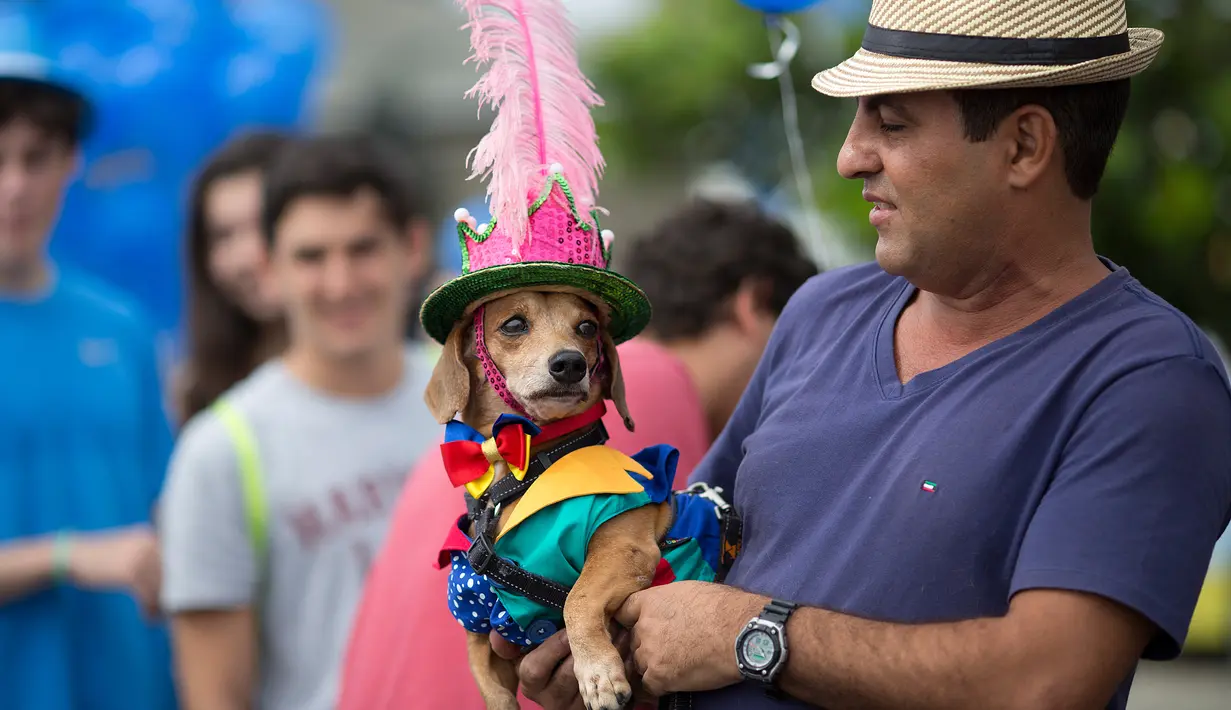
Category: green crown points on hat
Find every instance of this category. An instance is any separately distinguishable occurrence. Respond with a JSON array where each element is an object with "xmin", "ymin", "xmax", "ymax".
[
  {"xmin": 418, "ymin": 0, "xmax": 651, "ymax": 345},
  {"xmin": 419, "ymin": 164, "xmax": 651, "ymax": 346}
]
